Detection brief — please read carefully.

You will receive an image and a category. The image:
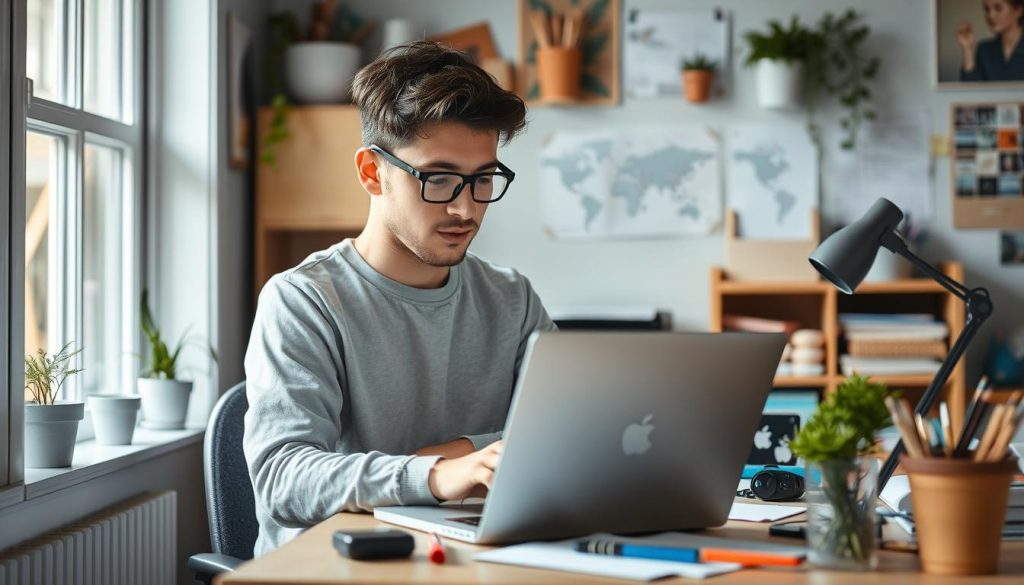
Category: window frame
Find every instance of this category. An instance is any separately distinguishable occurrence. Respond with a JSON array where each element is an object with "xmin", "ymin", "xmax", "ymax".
[{"xmin": 24, "ymin": 0, "xmax": 145, "ymax": 407}]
